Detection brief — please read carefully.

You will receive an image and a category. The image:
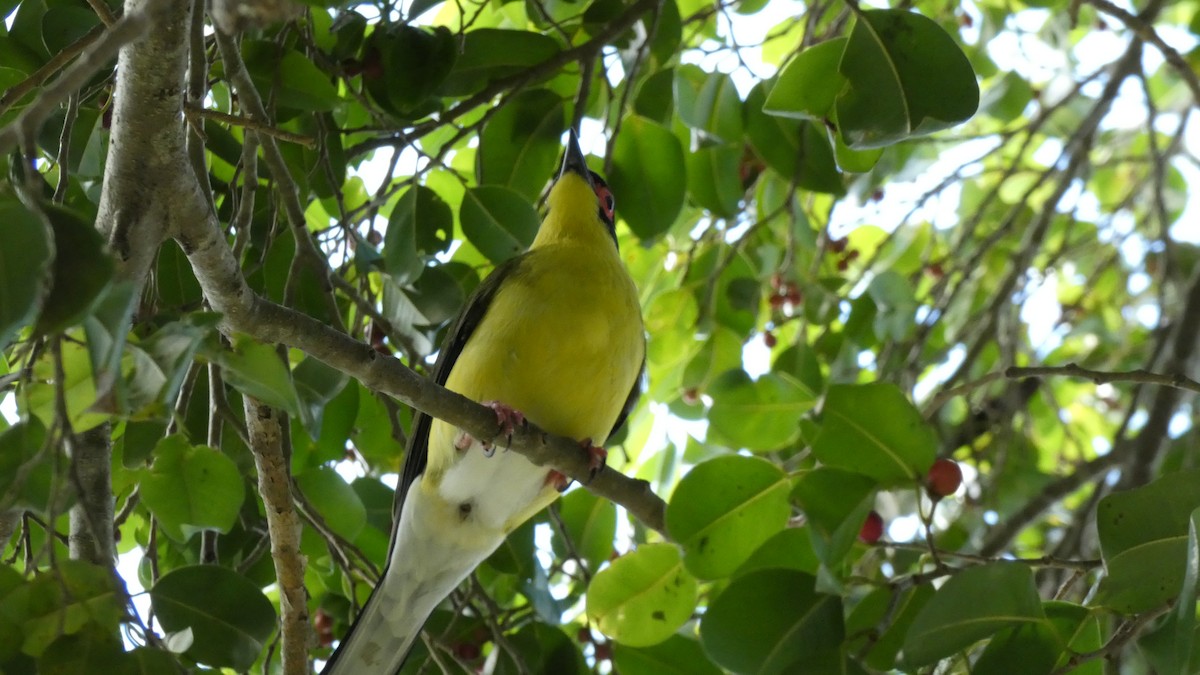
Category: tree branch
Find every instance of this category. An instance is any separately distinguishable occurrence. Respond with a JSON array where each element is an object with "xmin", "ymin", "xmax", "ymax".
[{"xmin": 243, "ymin": 396, "xmax": 310, "ymax": 675}]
